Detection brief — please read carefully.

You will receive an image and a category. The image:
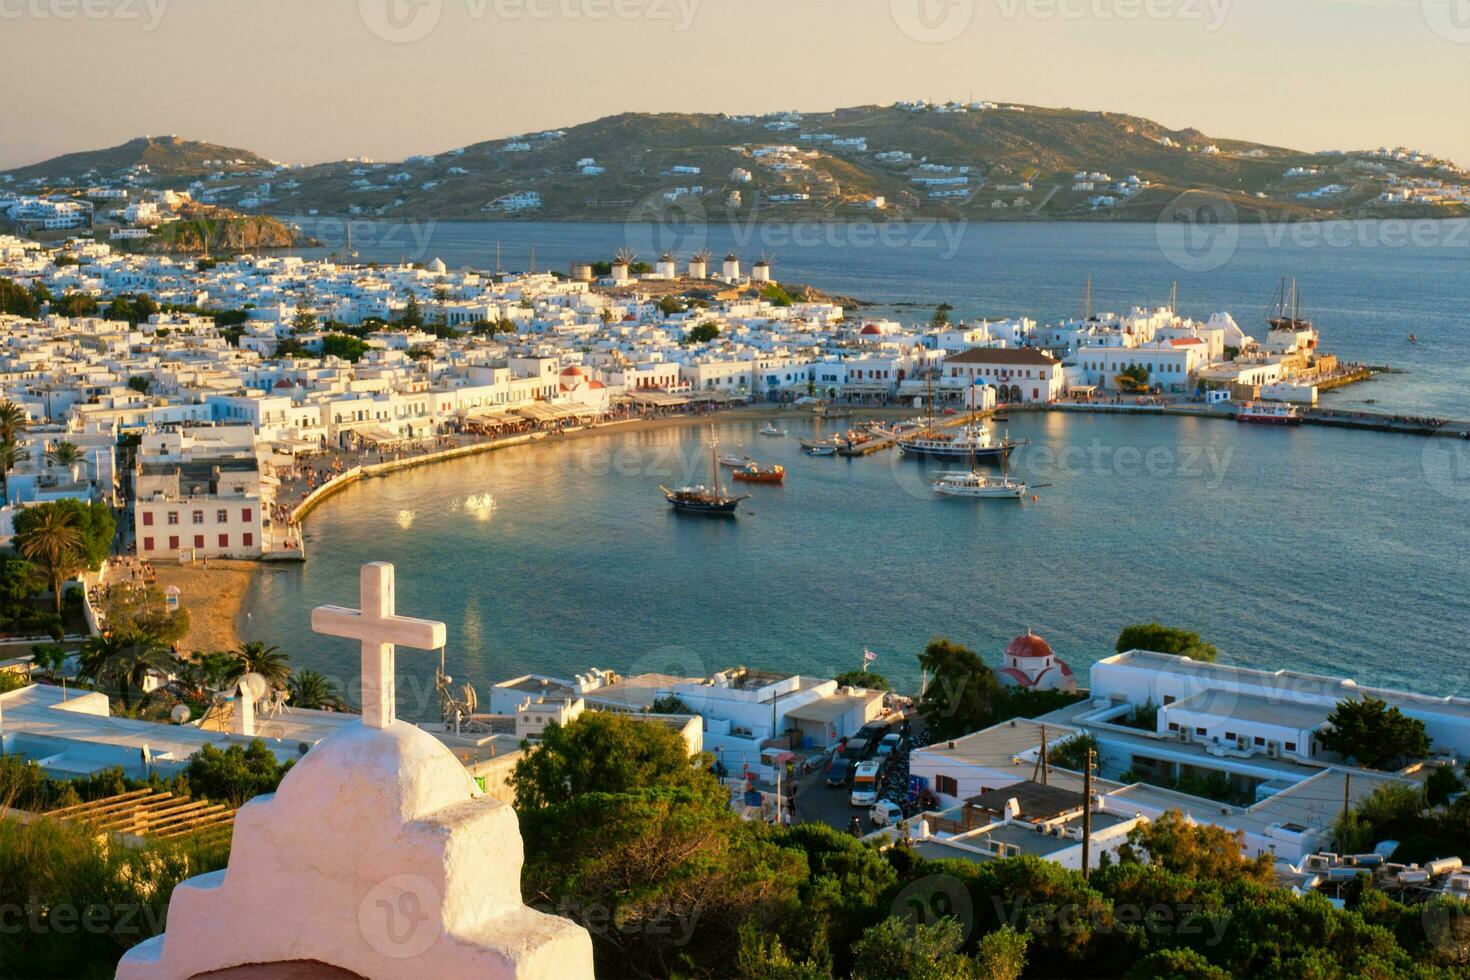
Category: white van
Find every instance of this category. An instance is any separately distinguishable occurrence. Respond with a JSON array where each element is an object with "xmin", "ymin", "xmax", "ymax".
[
  {"xmin": 849, "ymin": 760, "xmax": 882, "ymax": 806},
  {"xmin": 870, "ymin": 799, "xmax": 904, "ymax": 828}
]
